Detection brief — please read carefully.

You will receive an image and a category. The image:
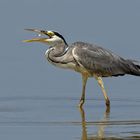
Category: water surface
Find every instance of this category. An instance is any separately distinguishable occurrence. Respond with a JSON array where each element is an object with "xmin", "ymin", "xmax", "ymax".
[{"xmin": 0, "ymin": 95, "xmax": 139, "ymax": 140}]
